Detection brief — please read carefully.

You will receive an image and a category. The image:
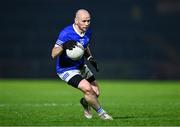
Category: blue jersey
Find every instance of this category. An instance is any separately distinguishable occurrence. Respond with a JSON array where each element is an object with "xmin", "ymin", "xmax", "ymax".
[{"xmin": 55, "ymin": 24, "xmax": 92, "ymax": 74}]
